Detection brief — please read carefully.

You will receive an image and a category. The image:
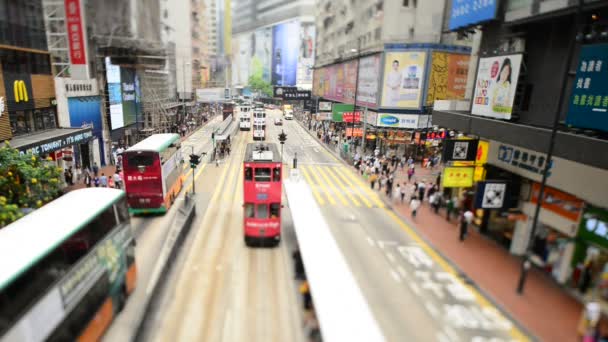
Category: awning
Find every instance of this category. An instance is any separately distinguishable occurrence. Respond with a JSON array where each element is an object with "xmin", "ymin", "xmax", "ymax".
[{"xmin": 10, "ymin": 127, "xmax": 94, "ymax": 155}]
